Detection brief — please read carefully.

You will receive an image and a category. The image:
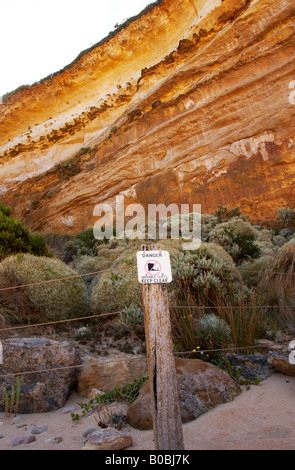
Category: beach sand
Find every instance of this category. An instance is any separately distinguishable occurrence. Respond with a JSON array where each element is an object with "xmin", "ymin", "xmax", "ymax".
[{"xmin": 1, "ymin": 372, "xmax": 295, "ymax": 450}]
